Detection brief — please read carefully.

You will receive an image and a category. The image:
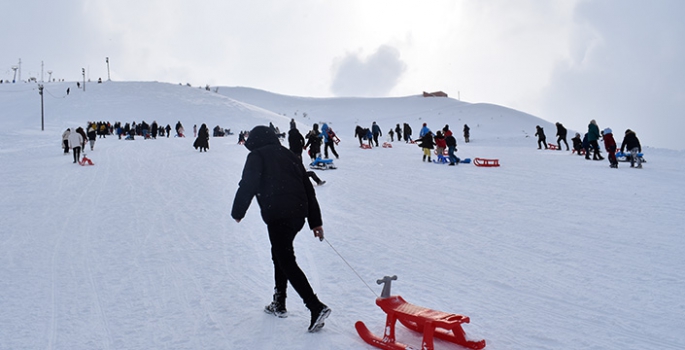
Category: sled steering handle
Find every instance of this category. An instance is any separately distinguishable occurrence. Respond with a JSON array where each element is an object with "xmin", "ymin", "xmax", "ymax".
[{"xmin": 377, "ymin": 275, "xmax": 398, "ymax": 298}]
